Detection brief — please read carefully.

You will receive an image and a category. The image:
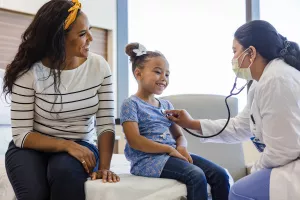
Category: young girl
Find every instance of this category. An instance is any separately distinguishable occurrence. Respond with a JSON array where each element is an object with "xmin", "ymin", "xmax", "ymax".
[{"xmin": 120, "ymin": 42, "xmax": 230, "ymax": 200}]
